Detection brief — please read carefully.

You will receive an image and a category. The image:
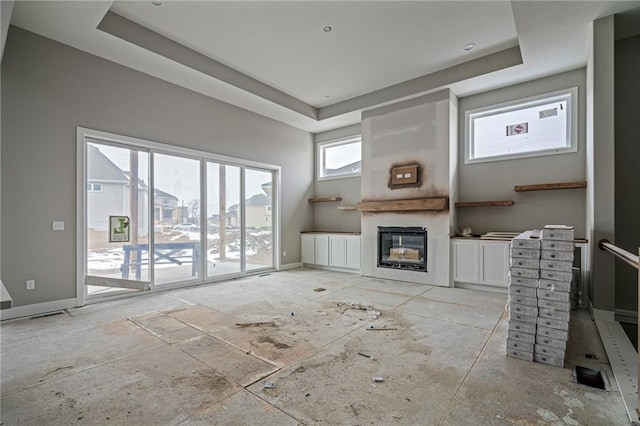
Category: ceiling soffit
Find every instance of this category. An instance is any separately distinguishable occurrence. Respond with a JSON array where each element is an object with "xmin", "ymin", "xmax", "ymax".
[{"xmin": 98, "ymin": 10, "xmax": 522, "ymax": 126}]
